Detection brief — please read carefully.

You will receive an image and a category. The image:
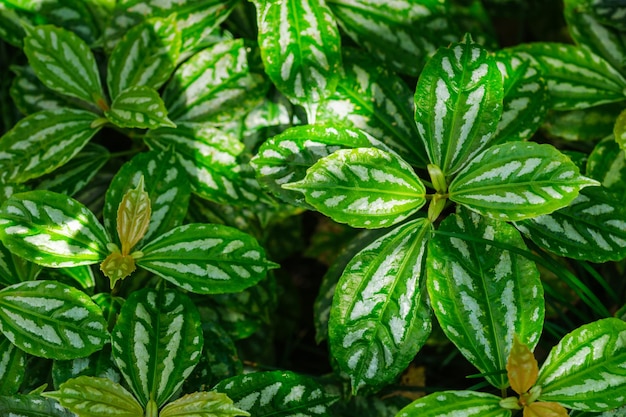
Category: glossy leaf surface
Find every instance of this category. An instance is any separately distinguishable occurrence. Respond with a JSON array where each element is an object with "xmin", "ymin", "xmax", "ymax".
[
  {"xmin": 160, "ymin": 392, "xmax": 250, "ymax": 417},
  {"xmin": 0, "ymin": 333, "xmax": 26, "ymax": 395},
  {"xmin": 507, "ymin": 336, "xmax": 539, "ymax": 395},
  {"xmin": 397, "ymin": 391, "xmax": 510, "ymax": 417},
  {"xmin": 105, "ymin": 86, "xmax": 175, "ymax": 129}
]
